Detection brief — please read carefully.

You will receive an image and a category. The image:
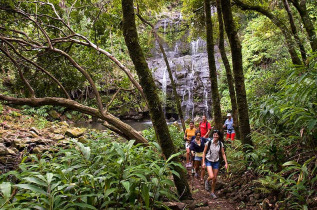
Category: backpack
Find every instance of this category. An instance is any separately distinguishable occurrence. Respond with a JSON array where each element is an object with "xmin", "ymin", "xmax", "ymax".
[{"xmin": 206, "ymin": 139, "xmax": 225, "ymax": 167}]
